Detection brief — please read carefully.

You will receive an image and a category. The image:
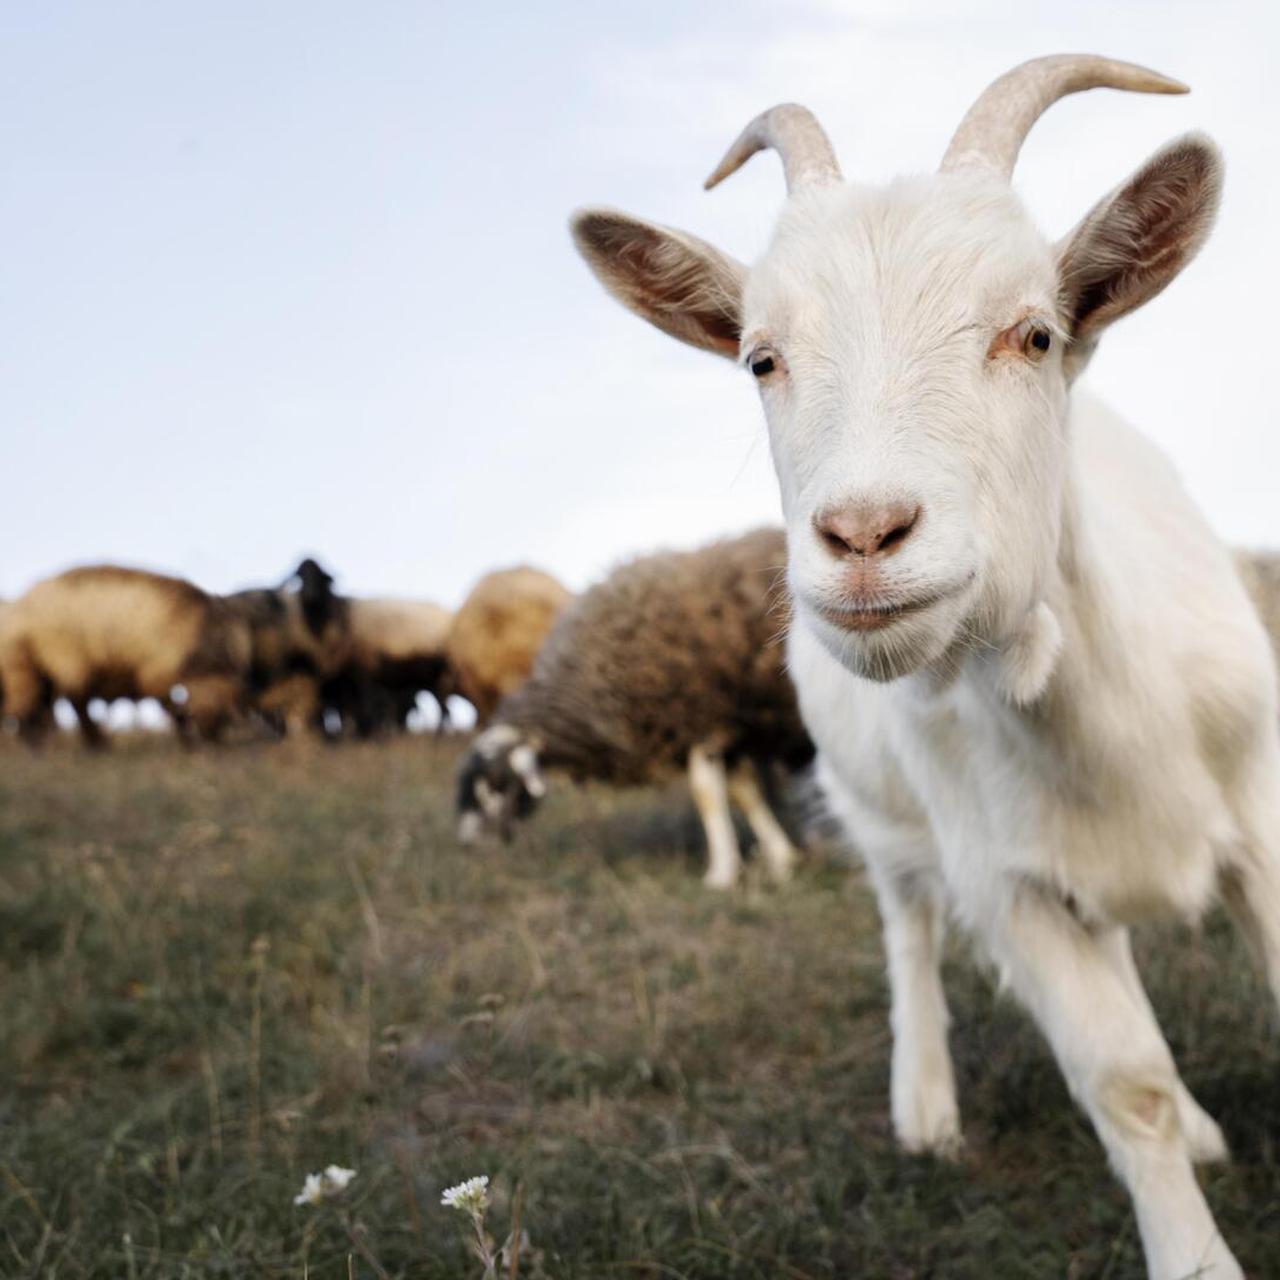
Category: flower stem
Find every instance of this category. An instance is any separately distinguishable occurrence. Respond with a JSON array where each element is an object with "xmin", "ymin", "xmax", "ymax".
[{"xmin": 341, "ymin": 1210, "xmax": 392, "ymax": 1280}]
